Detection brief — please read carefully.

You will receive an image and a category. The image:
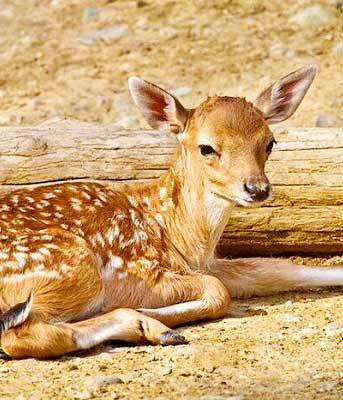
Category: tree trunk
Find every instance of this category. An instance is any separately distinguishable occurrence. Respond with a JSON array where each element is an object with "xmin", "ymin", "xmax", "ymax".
[{"xmin": 0, "ymin": 118, "xmax": 342, "ymax": 255}]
